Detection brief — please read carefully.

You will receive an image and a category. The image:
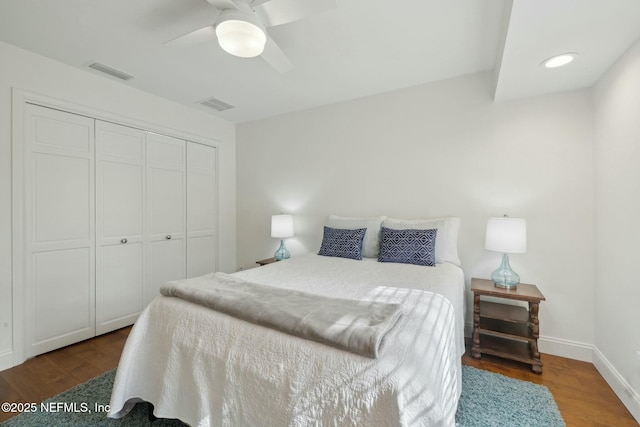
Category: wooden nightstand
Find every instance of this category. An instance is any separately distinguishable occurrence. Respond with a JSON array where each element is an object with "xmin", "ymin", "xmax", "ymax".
[
  {"xmin": 471, "ymin": 277, "xmax": 546, "ymax": 373},
  {"xmin": 256, "ymin": 257, "xmax": 278, "ymax": 266}
]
